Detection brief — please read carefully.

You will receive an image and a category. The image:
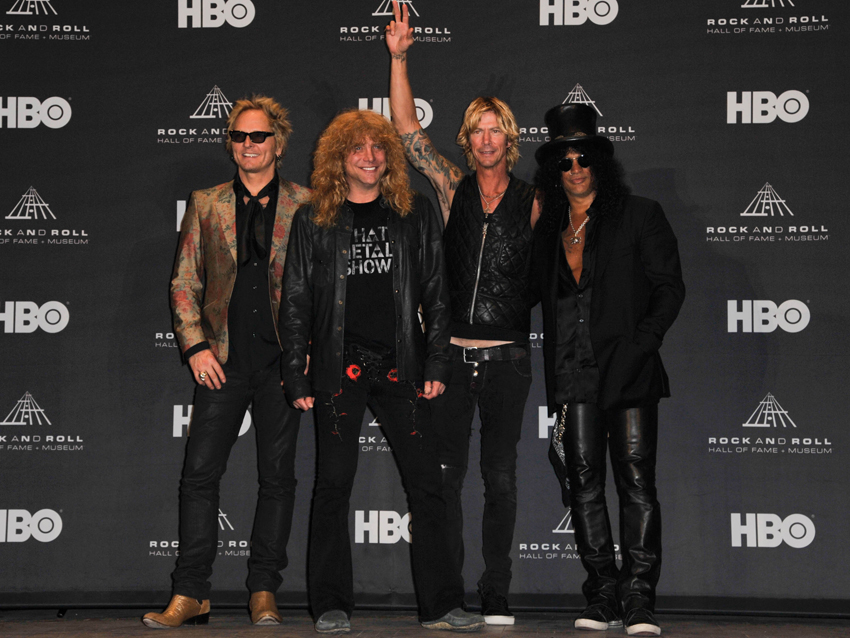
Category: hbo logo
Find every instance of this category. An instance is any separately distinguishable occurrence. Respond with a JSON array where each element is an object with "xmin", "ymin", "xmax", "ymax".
[
  {"xmin": 173, "ymin": 405, "xmax": 251, "ymax": 437},
  {"xmin": 354, "ymin": 510, "xmax": 412, "ymax": 544},
  {"xmin": 731, "ymin": 513, "xmax": 815, "ymax": 549},
  {"xmin": 727, "ymin": 91, "xmax": 809, "ymax": 124},
  {"xmin": 0, "ymin": 97, "xmax": 72, "ymax": 129},
  {"xmin": 358, "ymin": 98, "xmax": 433, "ymax": 130},
  {"xmin": 540, "ymin": 0, "xmax": 619, "ymax": 26},
  {"xmin": 0, "ymin": 509, "xmax": 63, "ymax": 543},
  {"xmin": 727, "ymin": 300, "xmax": 809, "ymax": 333},
  {"xmin": 178, "ymin": 0, "xmax": 256, "ymax": 28},
  {"xmin": 0, "ymin": 301, "xmax": 70, "ymax": 334}
]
